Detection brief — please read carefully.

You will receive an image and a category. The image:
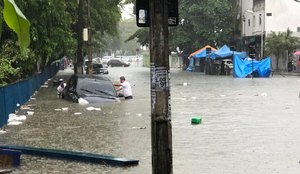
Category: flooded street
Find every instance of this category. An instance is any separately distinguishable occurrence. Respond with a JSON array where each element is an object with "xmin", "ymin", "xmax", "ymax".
[{"xmin": 1, "ymin": 63, "xmax": 300, "ymax": 174}]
